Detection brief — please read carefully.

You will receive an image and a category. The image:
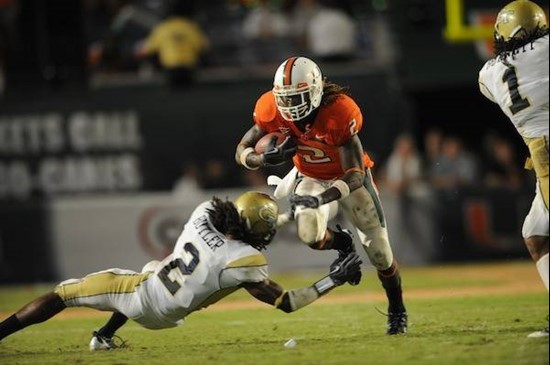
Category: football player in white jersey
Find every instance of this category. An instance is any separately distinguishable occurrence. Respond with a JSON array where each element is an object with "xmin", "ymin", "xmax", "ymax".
[
  {"xmin": 478, "ymin": 0, "xmax": 549, "ymax": 338},
  {"xmin": 0, "ymin": 192, "xmax": 362, "ymax": 350}
]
